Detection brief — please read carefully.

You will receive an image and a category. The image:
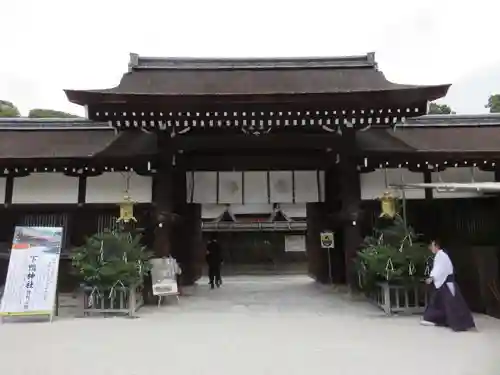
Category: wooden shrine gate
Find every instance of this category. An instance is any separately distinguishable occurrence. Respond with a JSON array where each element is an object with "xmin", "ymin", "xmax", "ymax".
[{"xmin": 63, "ymin": 53, "xmax": 449, "ymax": 286}]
